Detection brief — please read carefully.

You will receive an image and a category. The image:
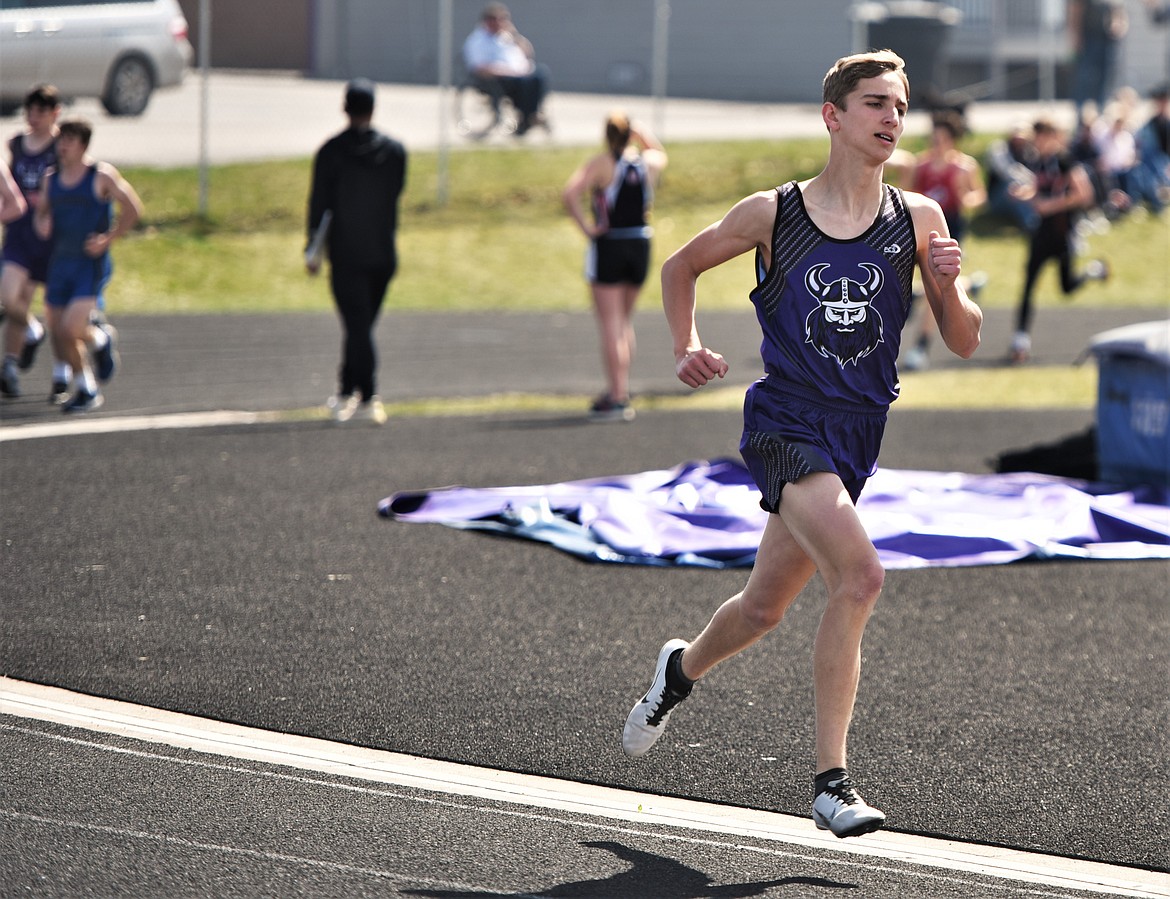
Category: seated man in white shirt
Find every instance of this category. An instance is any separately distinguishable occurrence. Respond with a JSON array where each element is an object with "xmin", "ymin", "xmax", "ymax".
[{"xmin": 462, "ymin": 2, "xmax": 550, "ymax": 135}]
